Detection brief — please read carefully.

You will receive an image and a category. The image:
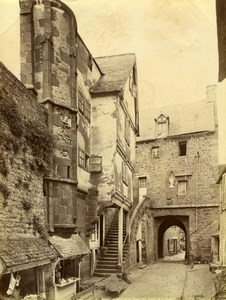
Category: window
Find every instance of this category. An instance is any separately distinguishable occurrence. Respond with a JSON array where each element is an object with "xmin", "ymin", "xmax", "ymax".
[
  {"xmin": 155, "ymin": 114, "xmax": 169, "ymax": 138},
  {"xmin": 55, "ymin": 259, "xmax": 78, "ymax": 286},
  {"xmin": 85, "ymin": 100, "xmax": 91, "ymax": 122},
  {"xmin": 122, "ymin": 161, "xmax": 128, "ymax": 185},
  {"xmin": 125, "ymin": 118, "xmax": 130, "ymax": 146},
  {"xmin": 78, "ymin": 92, "xmax": 91, "ymax": 122},
  {"xmin": 178, "ymin": 181, "xmax": 187, "ymax": 196},
  {"xmin": 179, "ymin": 141, "xmax": 187, "ymax": 156},
  {"xmin": 78, "ymin": 149, "xmax": 89, "ymax": 170},
  {"xmin": 67, "ymin": 166, "xmax": 70, "ymax": 178},
  {"xmin": 78, "ymin": 92, "xmax": 84, "ymax": 114},
  {"xmin": 78, "ymin": 149, "xmax": 85, "ymax": 168},
  {"xmin": 139, "ymin": 177, "xmax": 147, "ymax": 188},
  {"xmin": 152, "ymin": 146, "xmax": 159, "ymax": 159},
  {"xmin": 91, "ymin": 222, "xmax": 99, "ymax": 242}
]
